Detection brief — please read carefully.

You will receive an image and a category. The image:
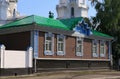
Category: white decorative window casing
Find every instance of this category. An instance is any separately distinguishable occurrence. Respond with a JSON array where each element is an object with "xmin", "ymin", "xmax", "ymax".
[
  {"xmin": 92, "ymin": 40, "xmax": 98, "ymax": 57},
  {"xmin": 100, "ymin": 40, "xmax": 106, "ymax": 57},
  {"xmin": 76, "ymin": 37, "xmax": 83, "ymax": 56},
  {"xmin": 44, "ymin": 33, "xmax": 54, "ymax": 55},
  {"xmin": 57, "ymin": 35, "xmax": 65, "ymax": 56}
]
